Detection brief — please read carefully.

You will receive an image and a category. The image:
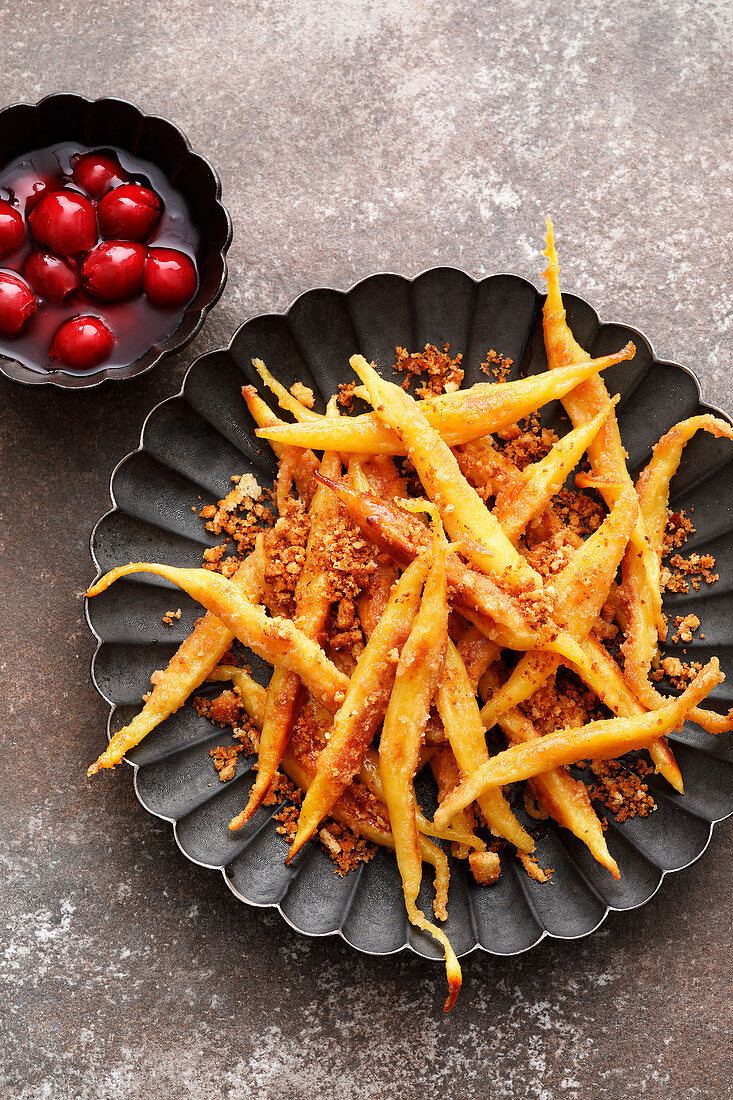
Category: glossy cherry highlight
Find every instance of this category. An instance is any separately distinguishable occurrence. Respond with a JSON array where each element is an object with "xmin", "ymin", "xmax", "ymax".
[
  {"xmin": 29, "ymin": 190, "xmax": 97, "ymax": 256},
  {"xmin": 0, "ymin": 273, "xmax": 37, "ymax": 336},
  {"xmin": 0, "ymin": 201, "xmax": 25, "ymax": 257},
  {"xmin": 97, "ymin": 184, "xmax": 161, "ymax": 242},
  {"xmin": 50, "ymin": 315, "xmax": 114, "ymax": 370},
  {"xmin": 81, "ymin": 241, "xmax": 146, "ymax": 302},
  {"xmin": 72, "ymin": 152, "xmax": 126, "ymax": 199},
  {"xmin": 143, "ymin": 248, "xmax": 197, "ymax": 308}
]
